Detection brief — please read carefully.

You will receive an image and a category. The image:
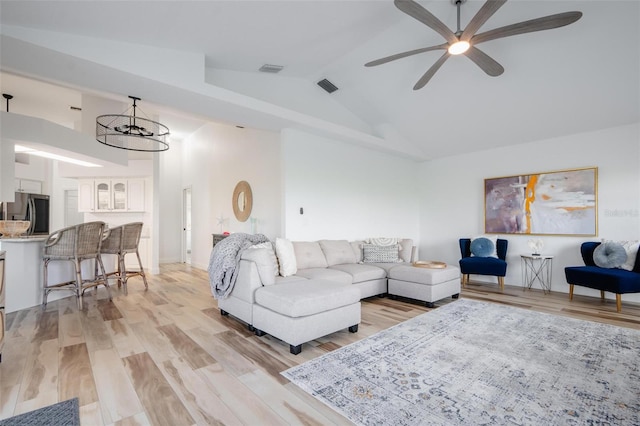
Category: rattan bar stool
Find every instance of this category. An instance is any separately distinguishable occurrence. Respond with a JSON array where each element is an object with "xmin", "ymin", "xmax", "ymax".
[
  {"xmin": 100, "ymin": 222, "xmax": 148, "ymax": 295},
  {"xmin": 42, "ymin": 221, "xmax": 111, "ymax": 310}
]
